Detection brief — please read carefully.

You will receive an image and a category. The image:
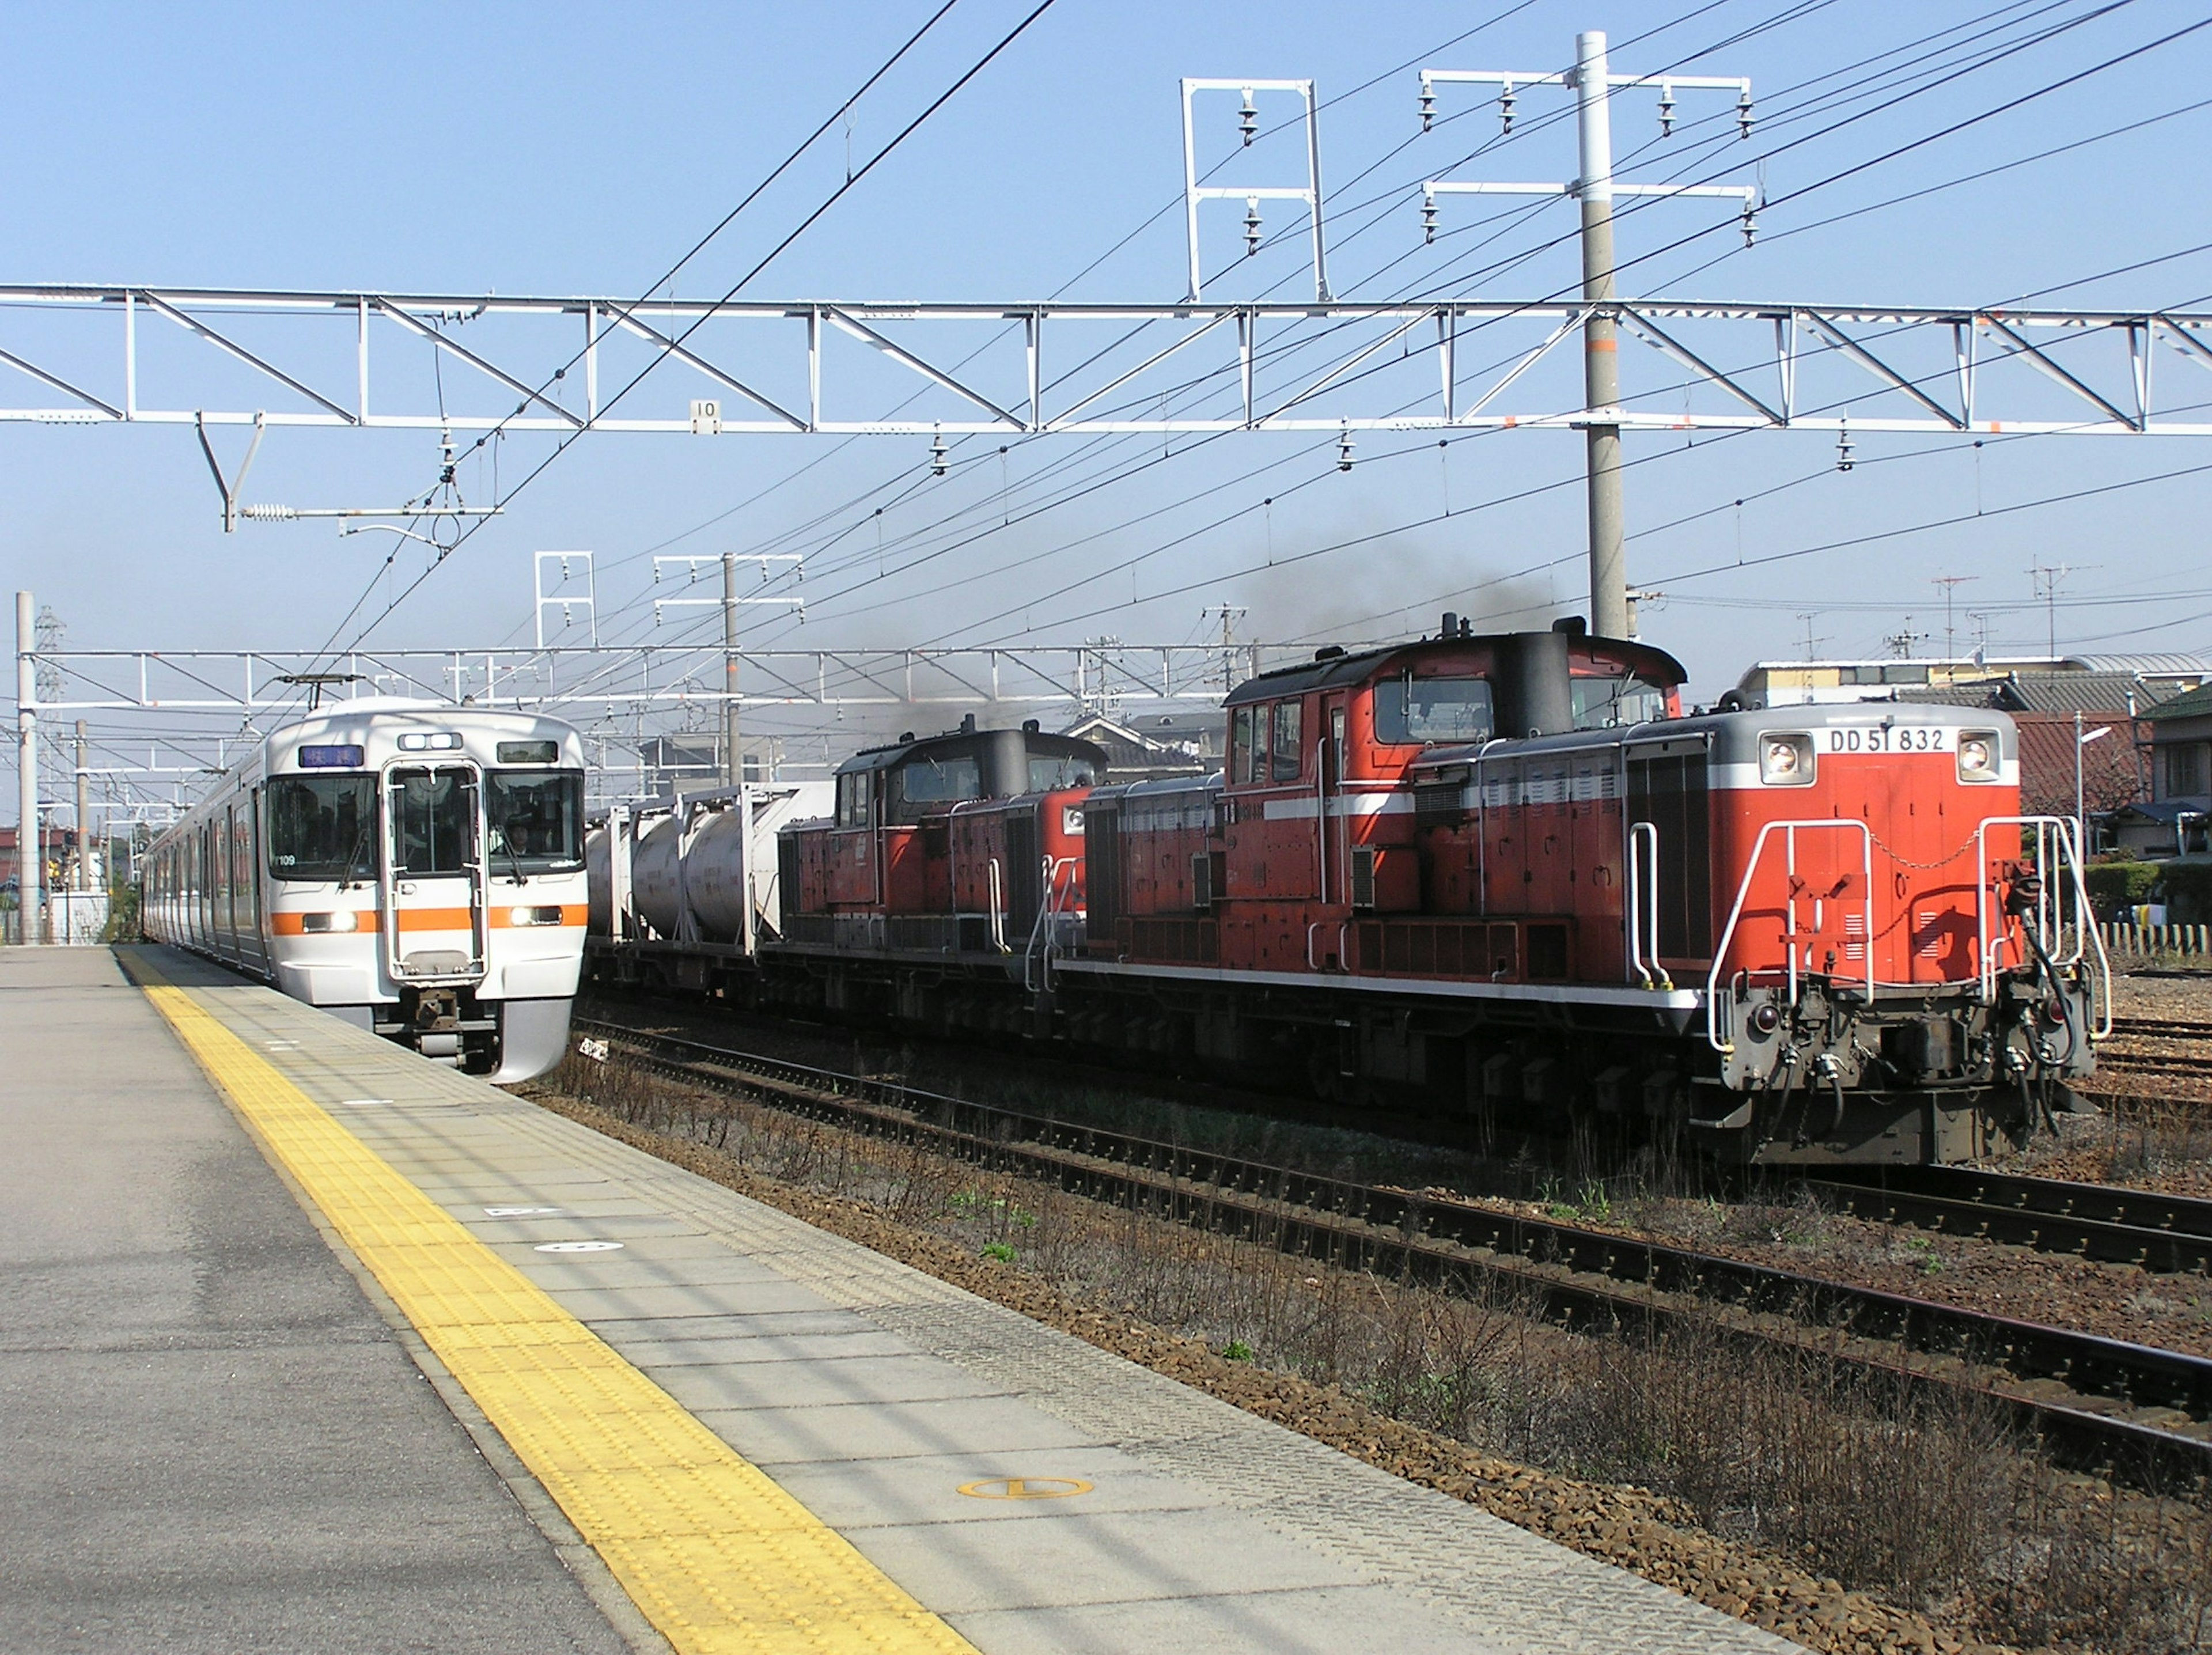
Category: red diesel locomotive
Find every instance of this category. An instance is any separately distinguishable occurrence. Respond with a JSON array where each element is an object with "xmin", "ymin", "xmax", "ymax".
[{"xmin": 749, "ymin": 618, "xmax": 2108, "ymax": 1165}]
